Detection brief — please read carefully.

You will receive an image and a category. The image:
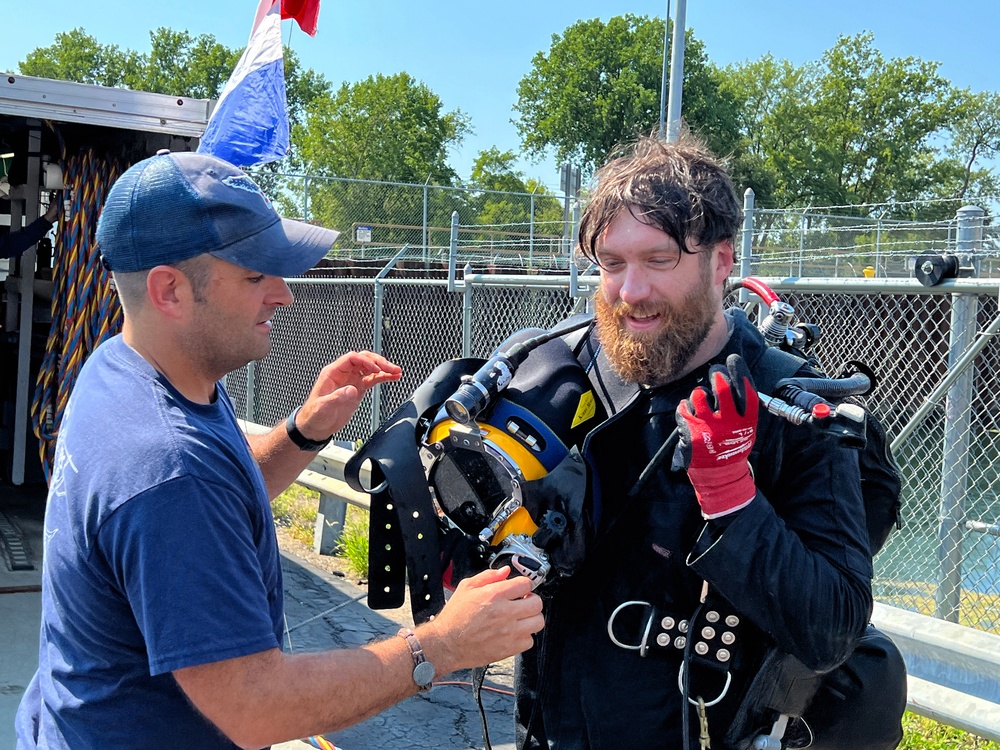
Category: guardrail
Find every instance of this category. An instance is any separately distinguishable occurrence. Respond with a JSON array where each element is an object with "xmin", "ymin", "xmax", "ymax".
[
  {"xmin": 239, "ymin": 420, "xmax": 369, "ymax": 555},
  {"xmin": 240, "ymin": 420, "xmax": 1000, "ymax": 742}
]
